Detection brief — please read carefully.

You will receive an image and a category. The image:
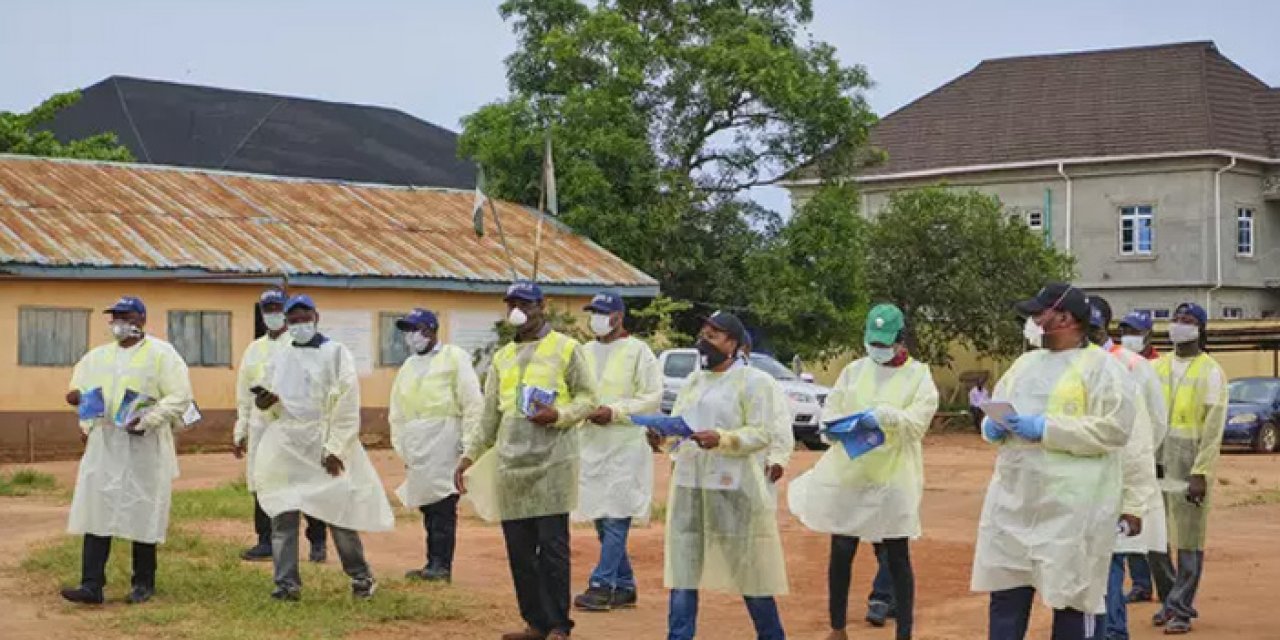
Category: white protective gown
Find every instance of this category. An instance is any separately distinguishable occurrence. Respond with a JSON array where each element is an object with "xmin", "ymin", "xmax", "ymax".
[
  {"xmin": 389, "ymin": 343, "xmax": 482, "ymax": 508},
  {"xmin": 761, "ymin": 378, "xmax": 794, "ymax": 497},
  {"xmin": 971, "ymin": 345, "xmax": 1135, "ymax": 615},
  {"xmin": 788, "ymin": 357, "xmax": 939, "ymax": 540},
  {"xmin": 573, "ymin": 336, "xmax": 663, "ymax": 523},
  {"xmin": 67, "ymin": 337, "xmax": 193, "ymax": 544},
  {"xmin": 253, "ymin": 338, "xmax": 394, "ymax": 532},
  {"xmin": 233, "ymin": 332, "xmax": 289, "ymax": 492},
  {"xmin": 664, "ymin": 362, "xmax": 789, "ymax": 597},
  {"xmin": 1108, "ymin": 347, "xmax": 1169, "ymax": 554}
]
